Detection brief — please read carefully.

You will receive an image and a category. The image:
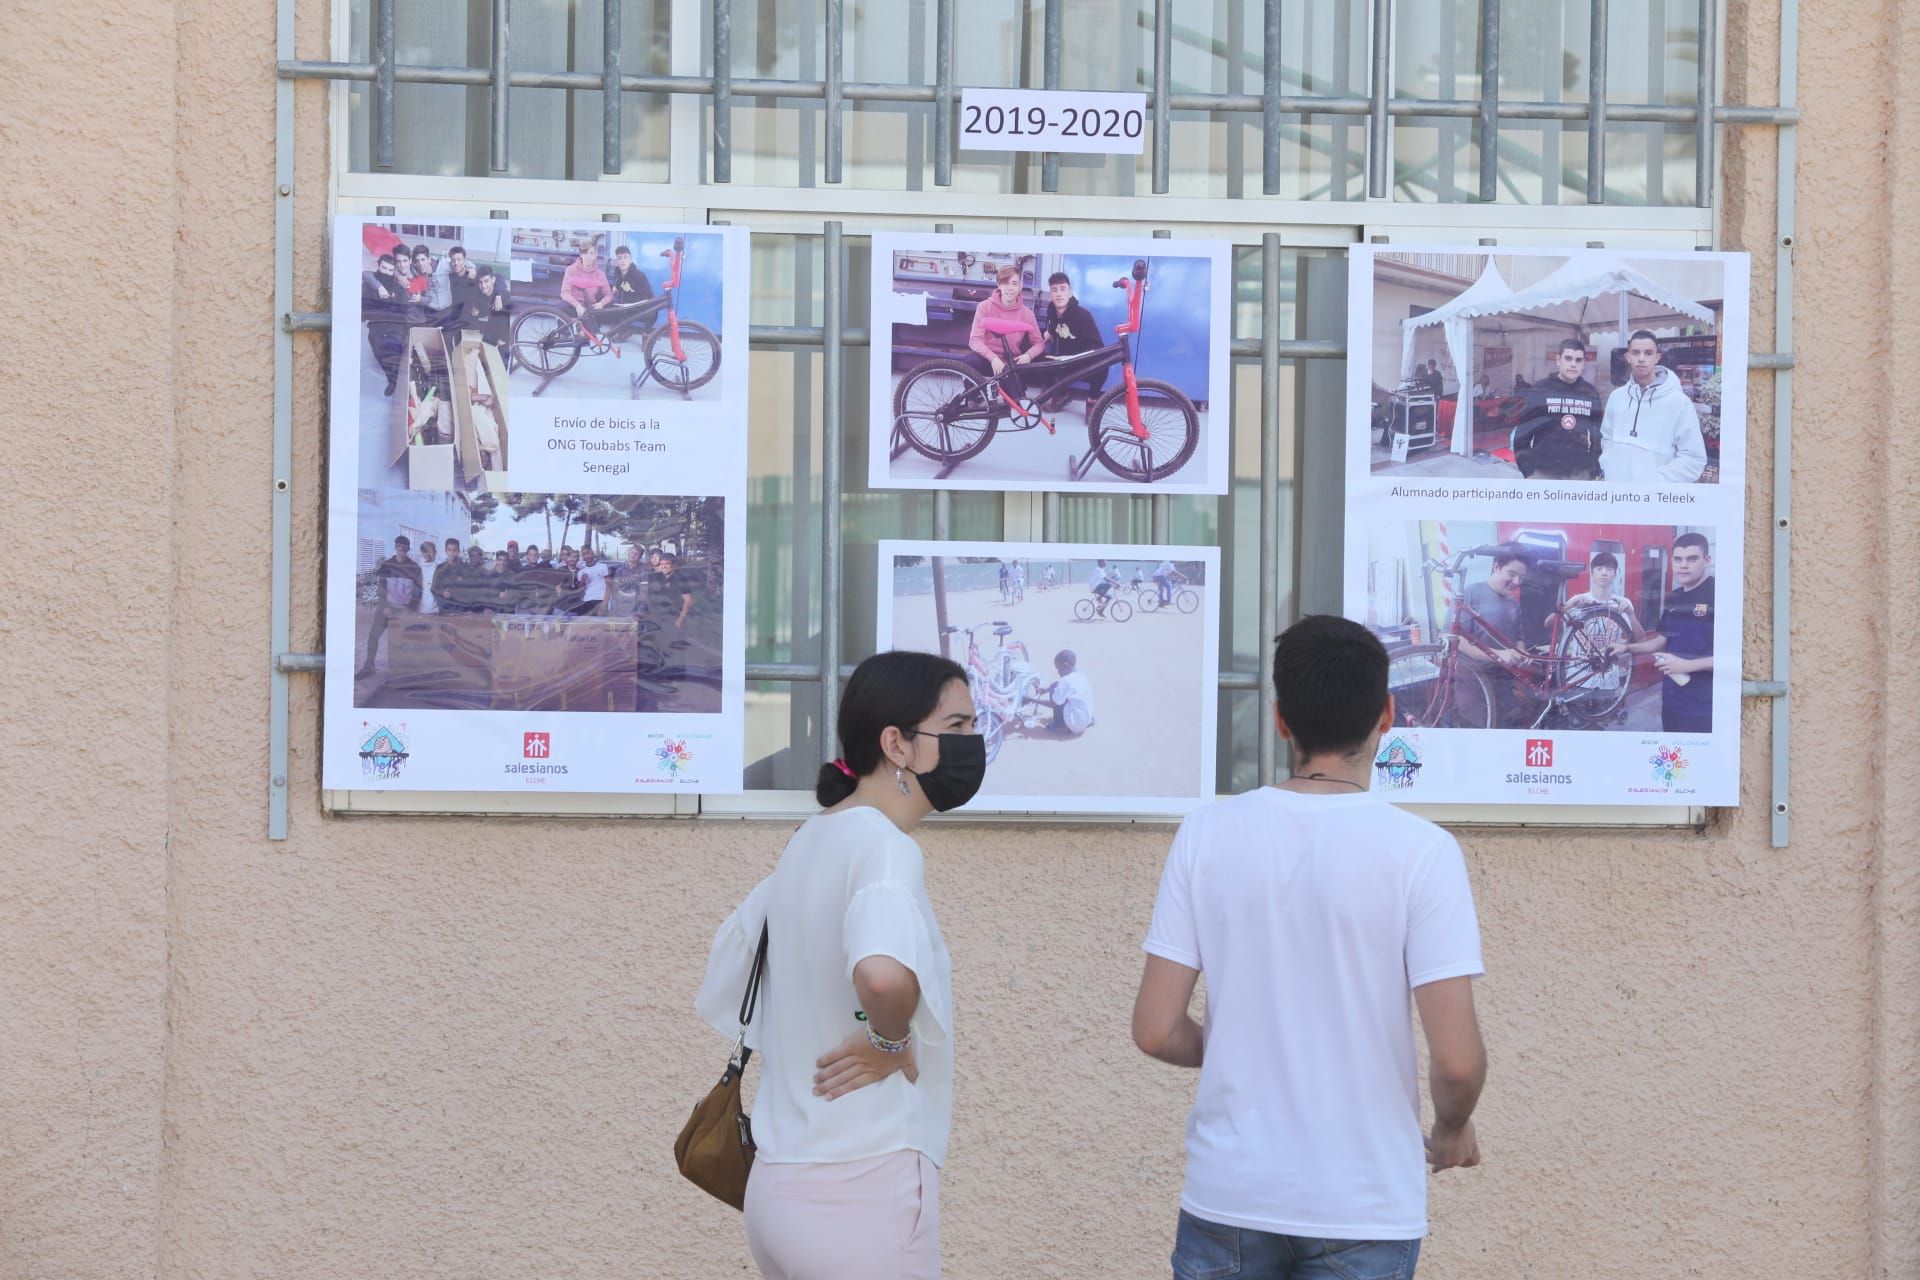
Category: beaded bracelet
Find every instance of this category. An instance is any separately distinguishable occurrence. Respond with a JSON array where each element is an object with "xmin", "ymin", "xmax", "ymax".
[{"xmin": 866, "ymin": 1024, "xmax": 913, "ymax": 1055}]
